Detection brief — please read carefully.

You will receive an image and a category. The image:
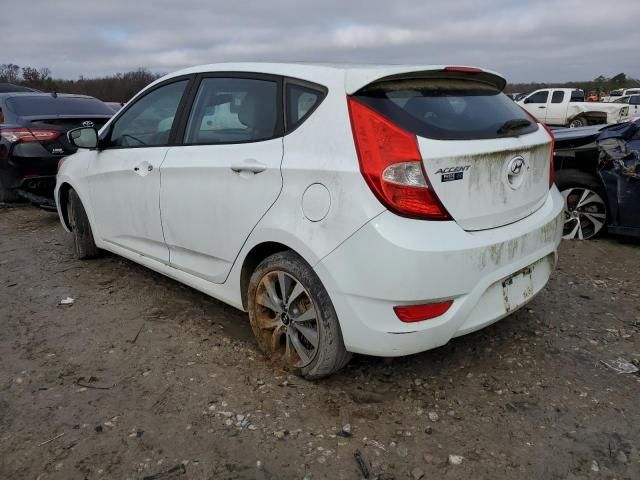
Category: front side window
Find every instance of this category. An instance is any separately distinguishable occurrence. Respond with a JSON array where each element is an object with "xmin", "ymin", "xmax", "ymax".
[
  {"xmin": 551, "ymin": 91, "xmax": 564, "ymax": 103},
  {"xmin": 526, "ymin": 91, "xmax": 549, "ymax": 104},
  {"xmin": 109, "ymin": 80, "xmax": 188, "ymax": 148},
  {"xmin": 184, "ymin": 77, "xmax": 278, "ymax": 144}
]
